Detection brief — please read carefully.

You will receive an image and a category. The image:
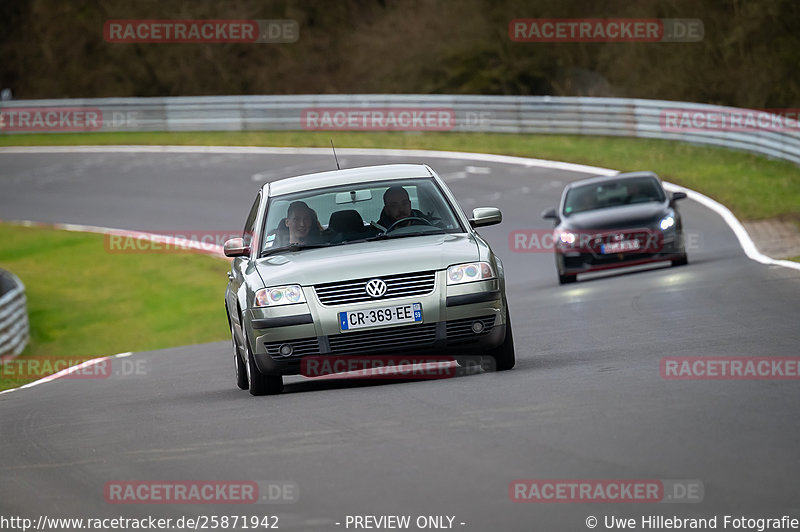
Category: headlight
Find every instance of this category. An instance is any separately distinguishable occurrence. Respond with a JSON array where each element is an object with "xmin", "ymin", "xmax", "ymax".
[
  {"xmin": 447, "ymin": 262, "xmax": 495, "ymax": 285},
  {"xmin": 255, "ymin": 285, "xmax": 306, "ymax": 307},
  {"xmin": 659, "ymin": 215, "xmax": 676, "ymax": 231},
  {"xmin": 558, "ymin": 231, "xmax": 577, "ymax": 245}
]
